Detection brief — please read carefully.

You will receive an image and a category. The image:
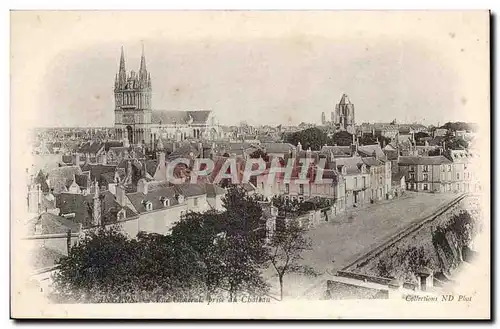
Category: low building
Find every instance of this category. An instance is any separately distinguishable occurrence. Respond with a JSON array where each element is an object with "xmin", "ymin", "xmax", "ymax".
[{"xmin": 397, "ymin": 156, "xmax": 453, "ymax": 192}]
